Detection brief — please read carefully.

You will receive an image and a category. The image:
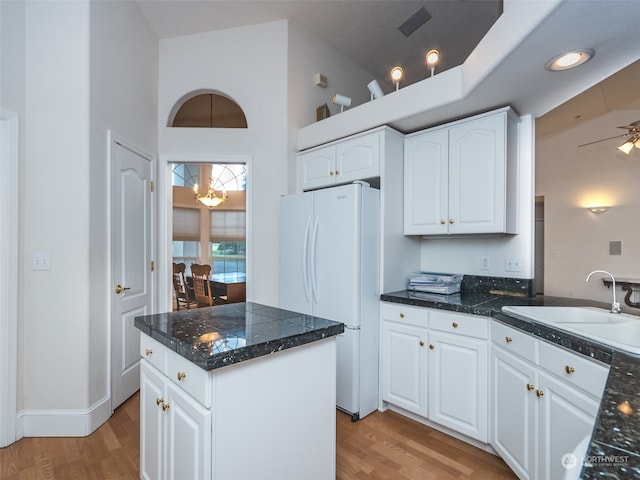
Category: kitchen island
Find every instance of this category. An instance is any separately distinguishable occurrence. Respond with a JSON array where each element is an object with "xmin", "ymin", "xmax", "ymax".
[{"xmin": 134, "ymin": 302, "xmax": 343, "ymax": 480}]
